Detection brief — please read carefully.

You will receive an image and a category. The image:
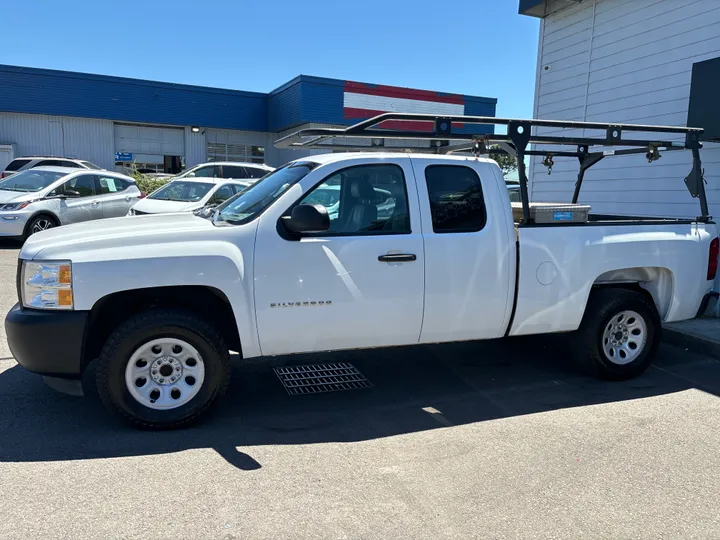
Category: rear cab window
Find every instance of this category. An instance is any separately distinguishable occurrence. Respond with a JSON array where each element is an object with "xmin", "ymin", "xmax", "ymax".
[
  {"xmin": 5, "ymin": 159, "xmax": 32, "ymax": 171},
  {"xmin": 424, "ymin": 165, "xmax": 486, "ymax": 233}
]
